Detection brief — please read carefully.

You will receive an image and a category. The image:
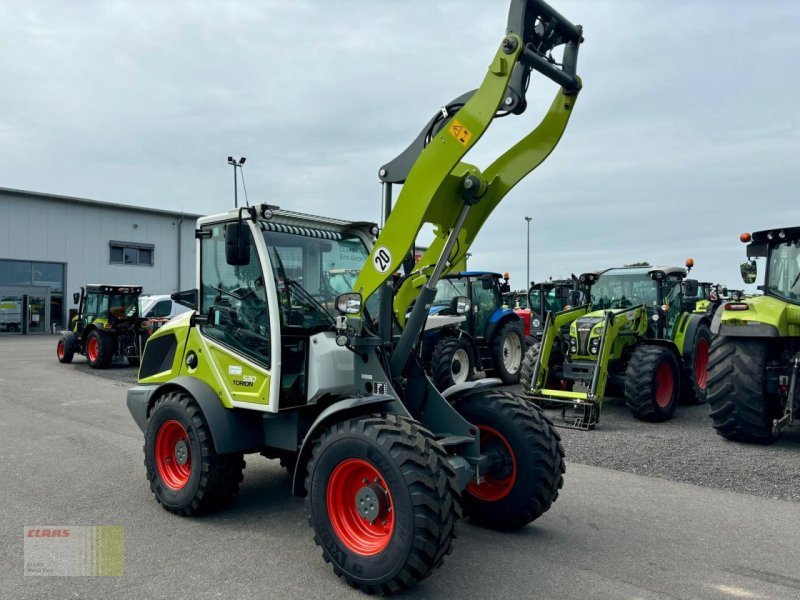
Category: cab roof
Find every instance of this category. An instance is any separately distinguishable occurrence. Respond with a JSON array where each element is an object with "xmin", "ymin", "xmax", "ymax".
[
  {"xmin": 579, "ymin": 265, "xmax": 687, "ymax": 280},
  {"xmin": 751, "ymin": 227, "xmax": 800, "ymax": 243},
  {"xmin": 446, "ymin": 271, "xmax": 503, "ymax": 279}
]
